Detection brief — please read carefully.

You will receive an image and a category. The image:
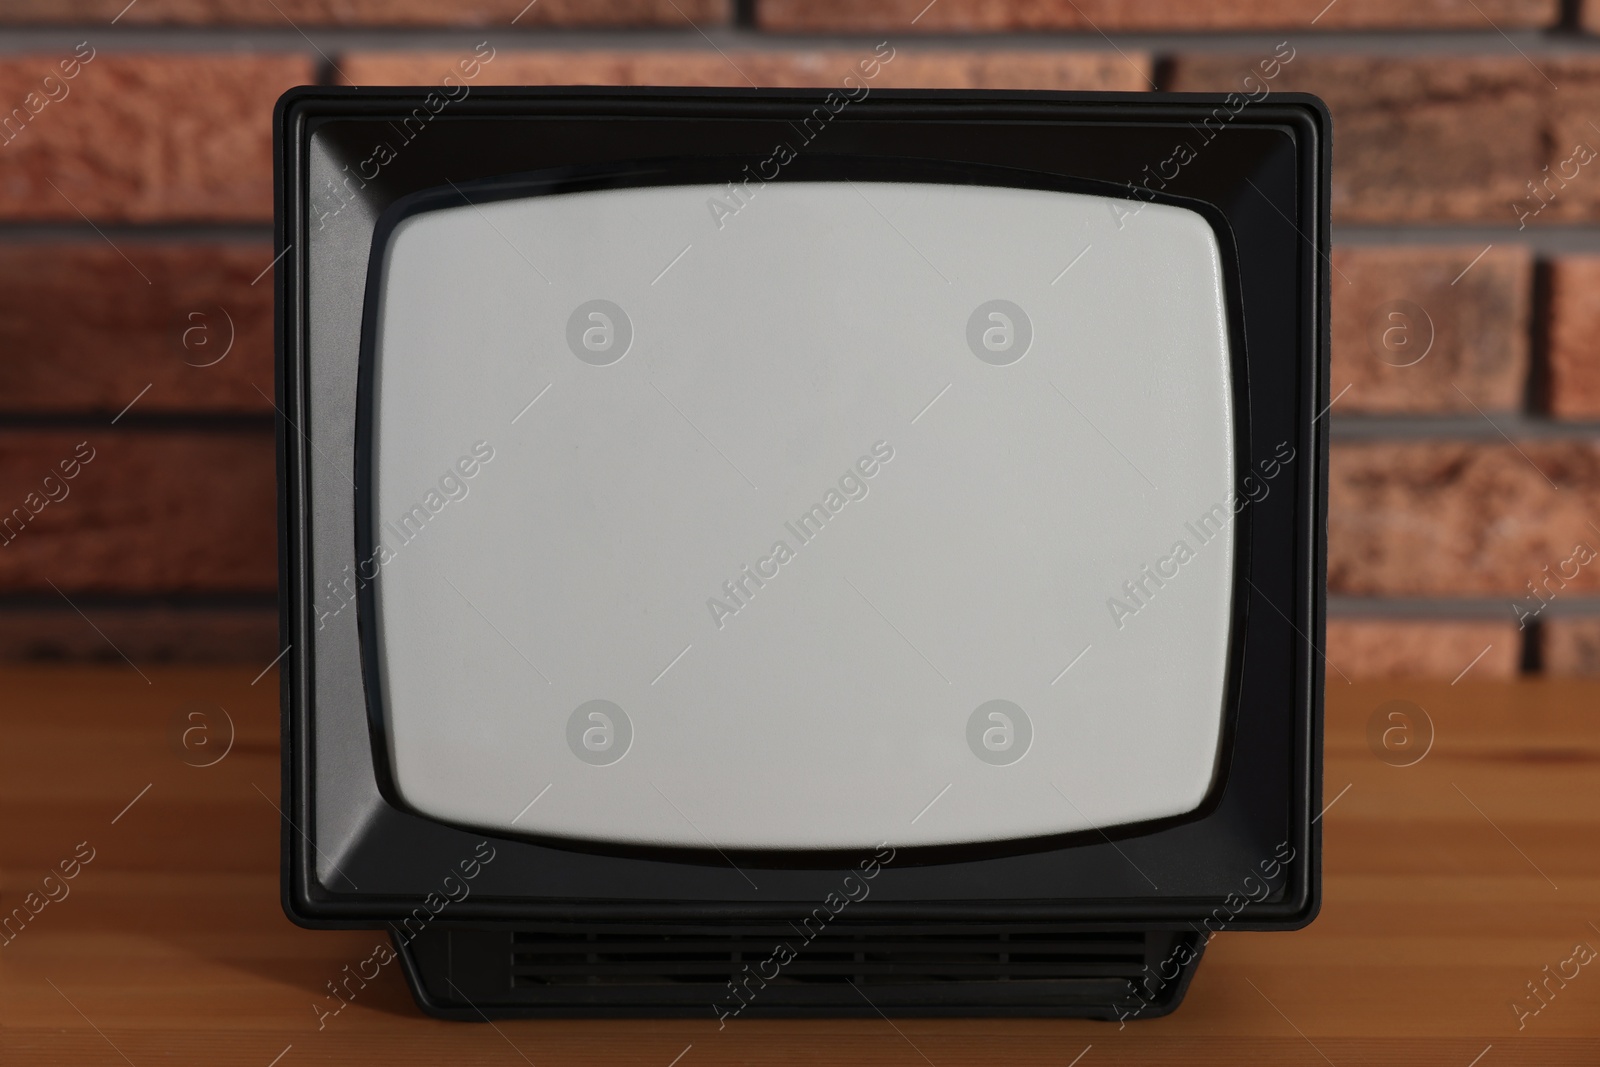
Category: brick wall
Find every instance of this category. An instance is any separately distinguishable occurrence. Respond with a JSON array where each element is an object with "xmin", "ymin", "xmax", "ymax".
[{"xmin": 3, "ymin": 2, "xmax": 1598, "ymax": 678}]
